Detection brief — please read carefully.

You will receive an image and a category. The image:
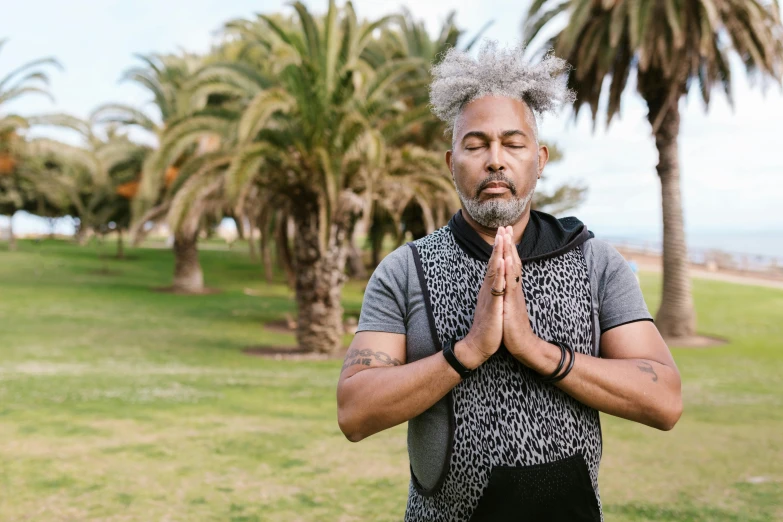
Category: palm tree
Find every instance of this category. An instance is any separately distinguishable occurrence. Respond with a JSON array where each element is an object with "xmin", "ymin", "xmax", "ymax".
[
  {"xmin": 20, "ymin": 114, "xmax": 149, "ymax": 260},
  {"xmin": 163, "ymin": 1, "xmax": 428, "ymax": 353},
  {"xmin": 0, "ymin": 39, "xmax": 61, "ymax": 250},
  {"xmin": 93, "ymin": 52, "xmax": 226, "ymax": 292},
  {"xmin": 524, "ymin": 0, "xmax": 783, "ymax": 338}
]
